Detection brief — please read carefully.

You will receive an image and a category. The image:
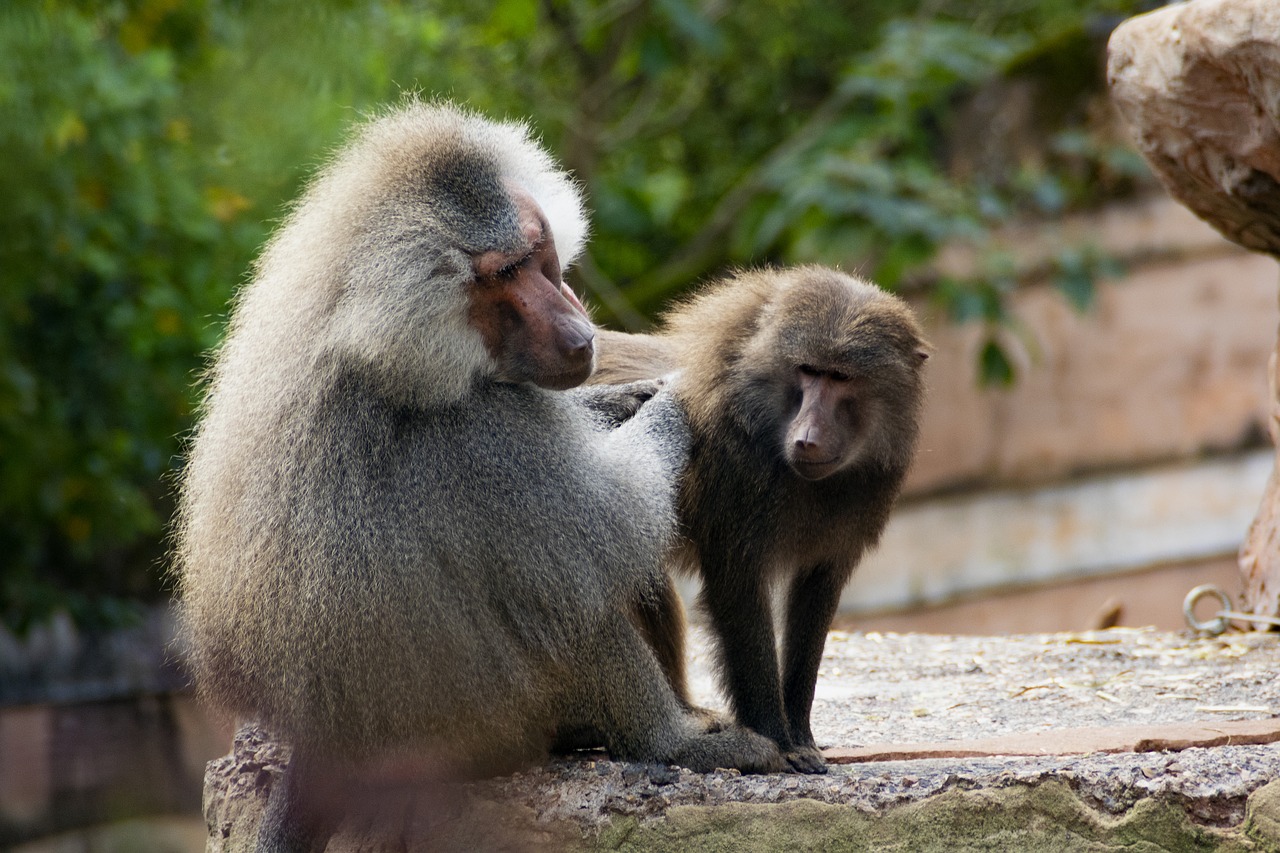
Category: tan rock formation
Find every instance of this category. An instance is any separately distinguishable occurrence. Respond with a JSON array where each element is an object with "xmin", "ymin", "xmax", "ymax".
[
  {"xmin": 1108, "ymin": 0, "xmax": 1280, "ymax": 255},
  {"xmin": 1109, "ymin": 0, "xmax": 1280, "ymax": 620}
]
